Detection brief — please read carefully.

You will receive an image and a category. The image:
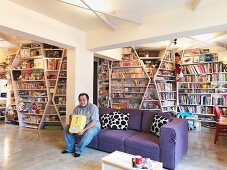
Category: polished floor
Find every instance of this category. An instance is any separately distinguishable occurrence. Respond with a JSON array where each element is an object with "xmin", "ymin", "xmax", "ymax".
[{"xmin": 0, "ymin": 123, "xmax": 227, "ymax": 170}]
